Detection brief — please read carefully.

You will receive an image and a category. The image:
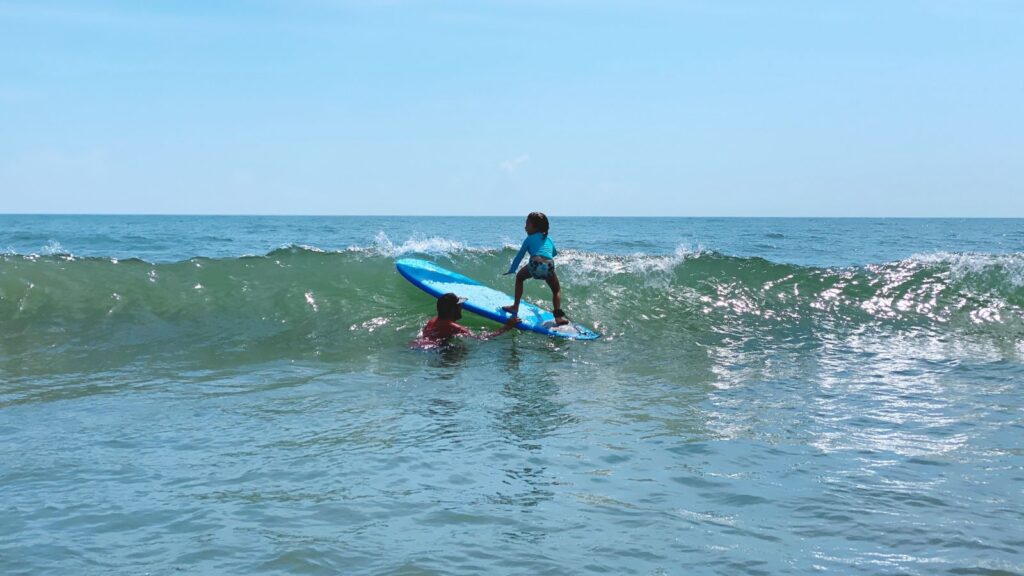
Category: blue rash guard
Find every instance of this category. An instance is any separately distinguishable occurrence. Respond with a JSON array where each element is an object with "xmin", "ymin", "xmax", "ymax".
[{"xmin": 507, "ymin": 232, "xmax": 558, "ymax": 274}]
